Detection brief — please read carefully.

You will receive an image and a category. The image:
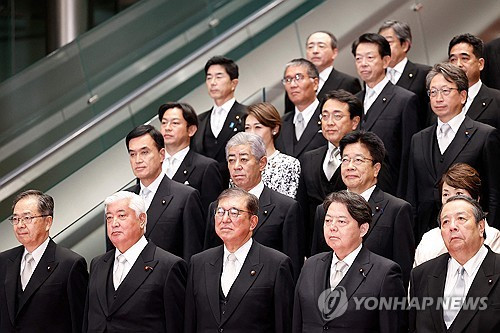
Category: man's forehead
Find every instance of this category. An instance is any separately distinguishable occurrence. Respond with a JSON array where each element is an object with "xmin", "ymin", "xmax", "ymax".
[
  {"xmin": 285, "ymin": 65, "xmax": 307, "ymax": 75},
  {"xmin": 441, "ymin": 201, "xmax": 474, "ymax": 217}
]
